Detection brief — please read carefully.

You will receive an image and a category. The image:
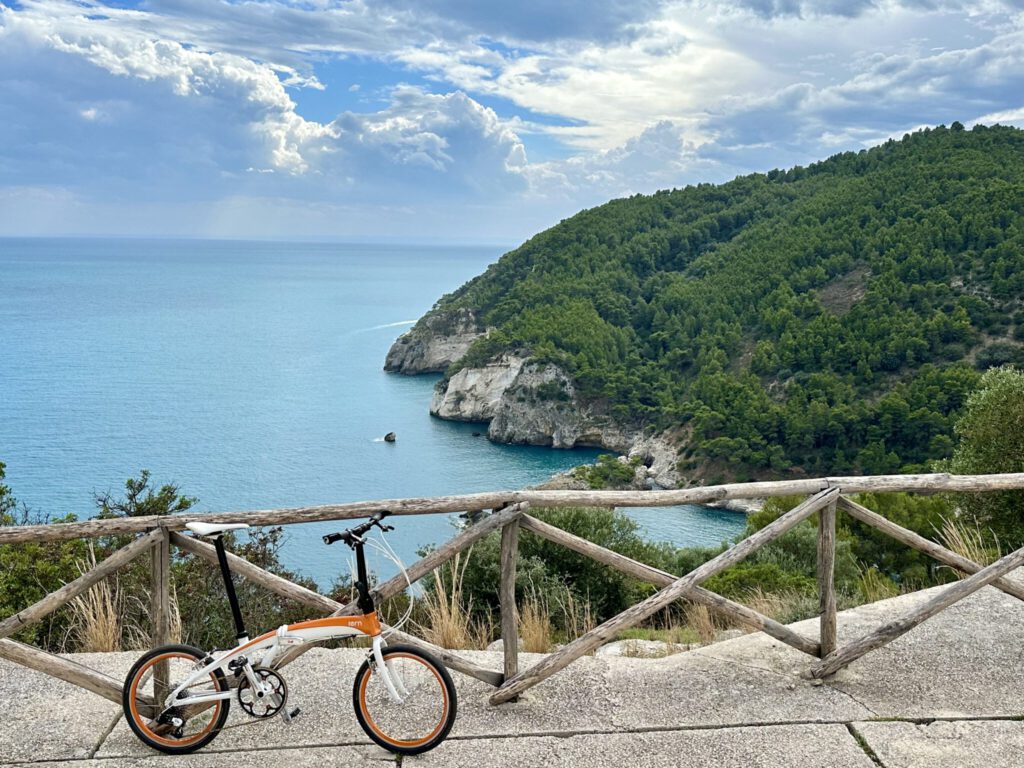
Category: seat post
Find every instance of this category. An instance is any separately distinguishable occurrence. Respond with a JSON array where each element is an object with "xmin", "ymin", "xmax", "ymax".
[{"xmin": 213, "ymin": 535, "xmax": 248, "ymax": 641}]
